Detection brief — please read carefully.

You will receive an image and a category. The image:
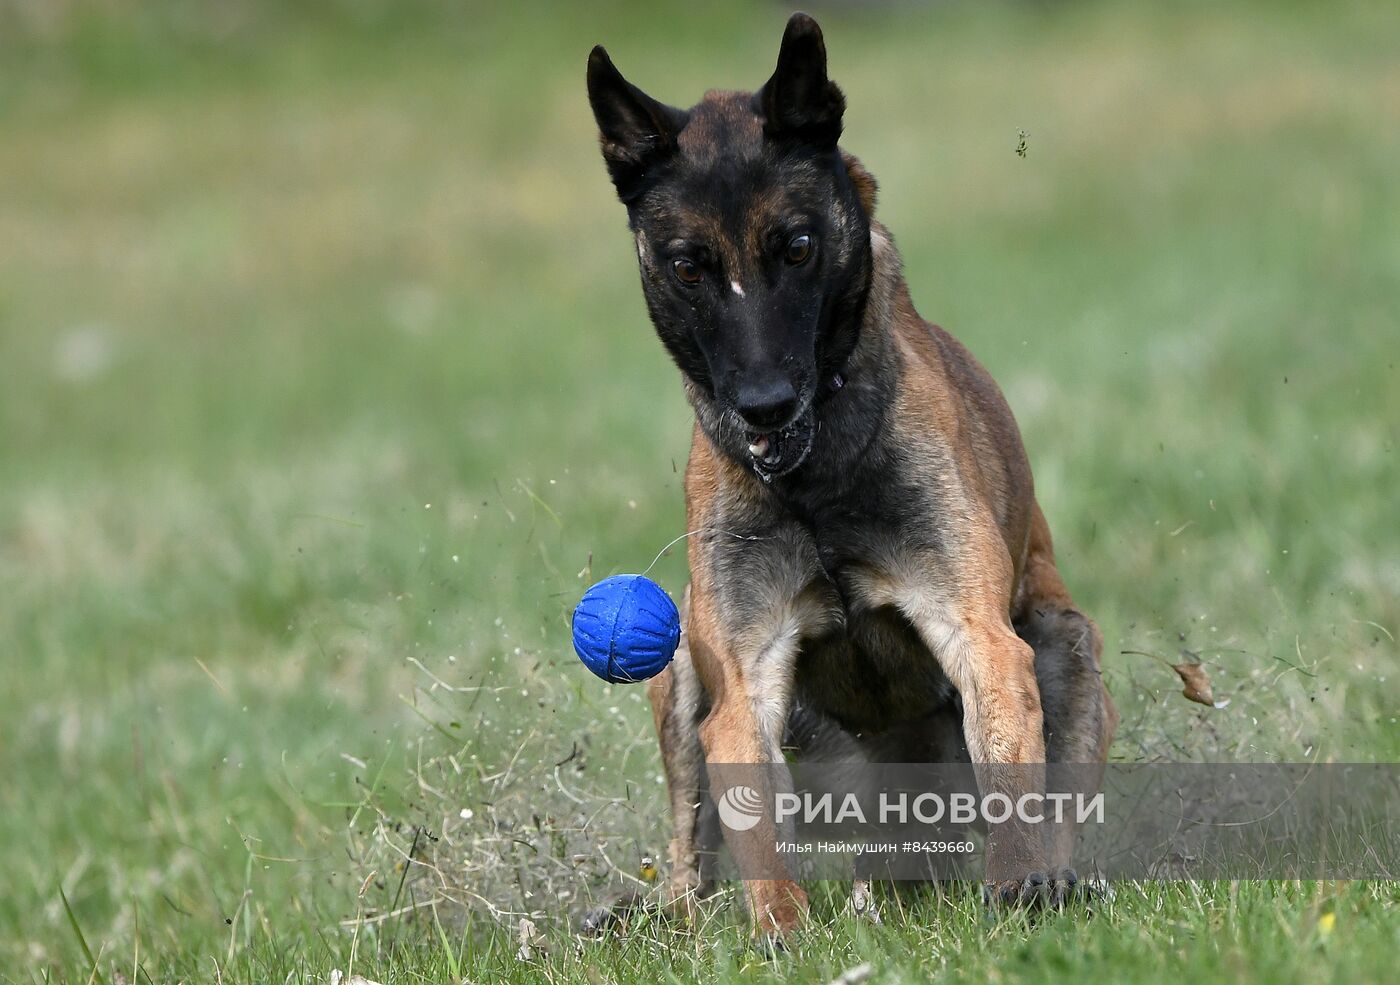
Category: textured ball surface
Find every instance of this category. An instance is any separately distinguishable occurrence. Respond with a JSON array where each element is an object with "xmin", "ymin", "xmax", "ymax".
[{"xmin": 571, "ymin": 574, "xmax": 681, "ymax": 683}]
